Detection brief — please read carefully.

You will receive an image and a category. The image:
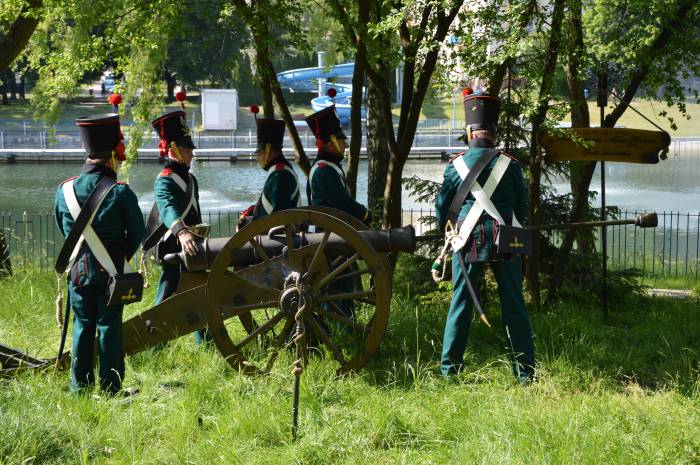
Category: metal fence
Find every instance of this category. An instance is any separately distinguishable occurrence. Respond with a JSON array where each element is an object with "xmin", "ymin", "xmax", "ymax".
[
  {"xmin": 1, "ymin": 209, "xmax": 698, "ymax": 278},
  {"xmin": 2, "ymin": 128, "xmax": 699, "ymax": 158}
]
